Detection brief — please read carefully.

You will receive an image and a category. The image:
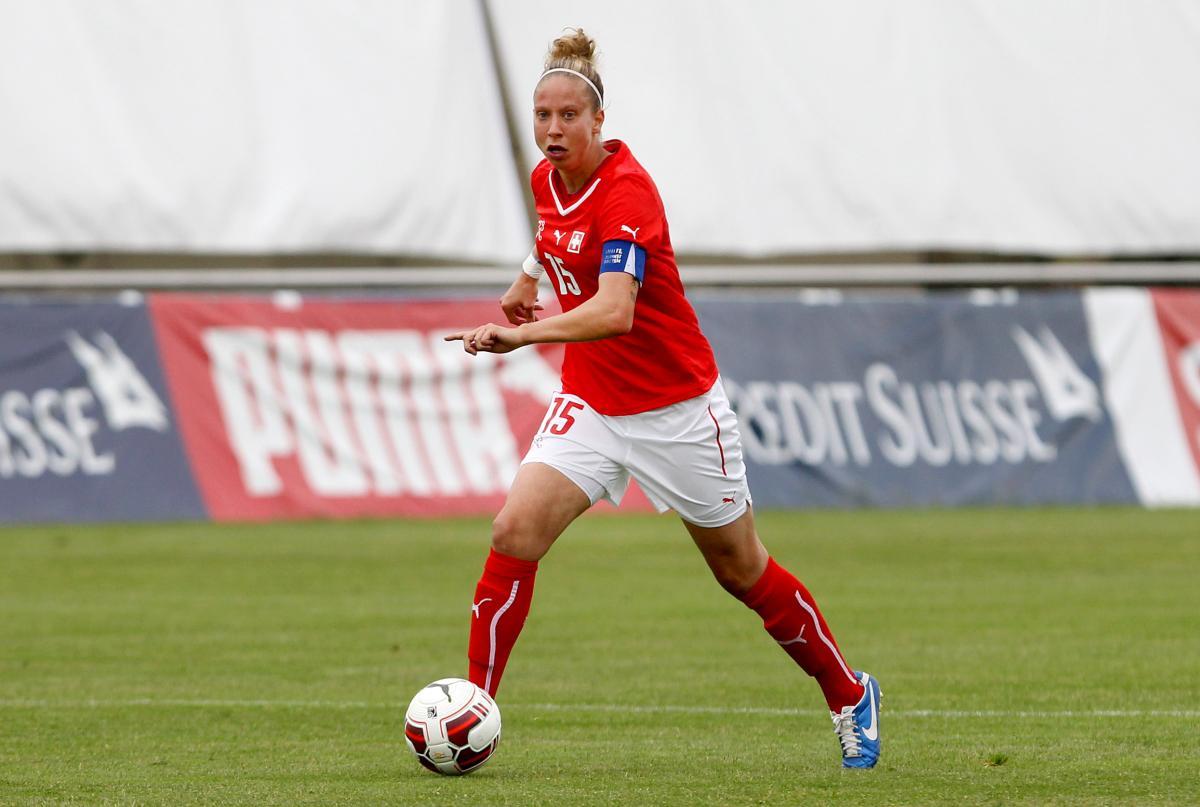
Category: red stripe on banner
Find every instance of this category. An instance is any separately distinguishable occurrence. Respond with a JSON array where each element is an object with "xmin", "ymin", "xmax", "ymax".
[
  {"xmin": 1150, "ymin": 288, "xmax": 1200, "ymax": 477},
  {"xmin": 146, "ymin": 293, "xmax": 652, "ymax": 521},
  {"xmin": 145, "ymin": 293, "xmax": 551, "ymax": 520}
]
